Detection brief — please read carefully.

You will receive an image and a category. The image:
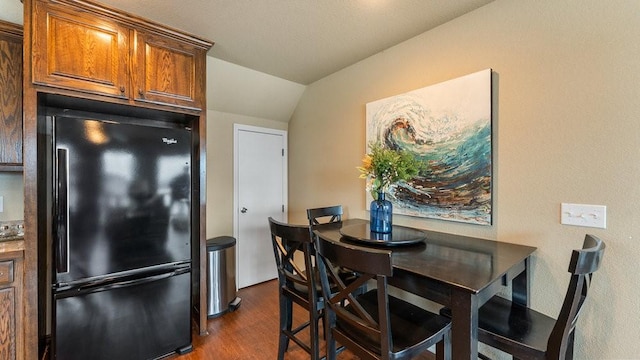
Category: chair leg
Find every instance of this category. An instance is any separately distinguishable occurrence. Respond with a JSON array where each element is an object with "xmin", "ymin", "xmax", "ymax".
[
  {"xmin": 324, "ymin": 310, "xmax": 337, "ymax": 360},
  {"xmin": 310, "ymin": 308, "xmax": 321, "ymax": 360},
  {"xmin": 278, "ymin": 296, "xmax": 292, "ymax": 360}
]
